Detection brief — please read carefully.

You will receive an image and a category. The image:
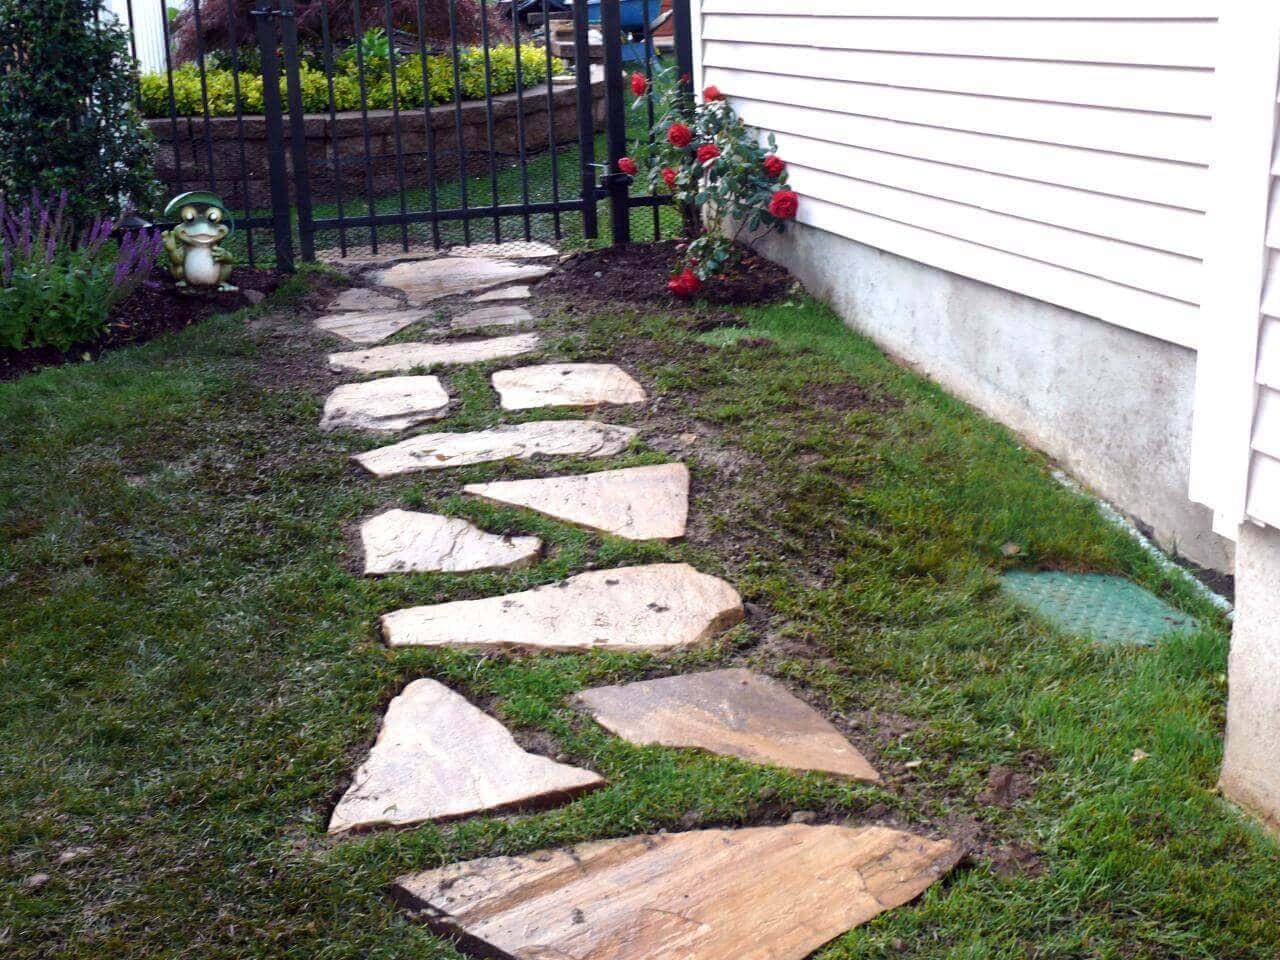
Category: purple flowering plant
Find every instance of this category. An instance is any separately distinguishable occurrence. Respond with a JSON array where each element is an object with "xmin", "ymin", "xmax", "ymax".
[{"xmin": 0, "ymin": 190, "xmax": 163, "ymax": 352}]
